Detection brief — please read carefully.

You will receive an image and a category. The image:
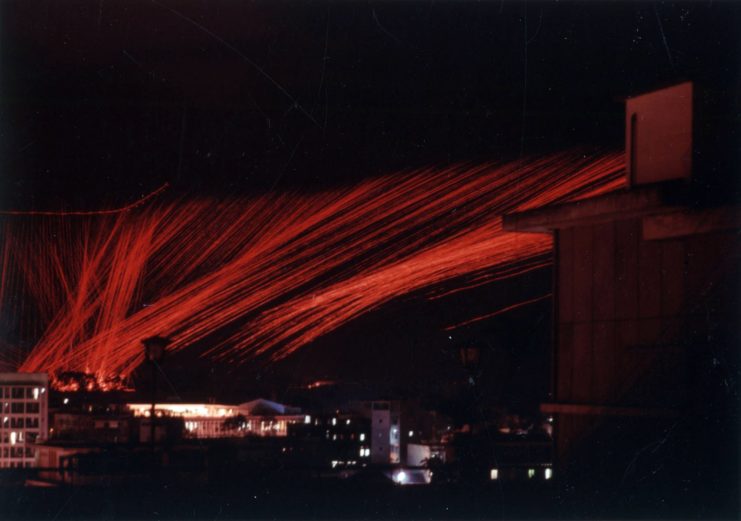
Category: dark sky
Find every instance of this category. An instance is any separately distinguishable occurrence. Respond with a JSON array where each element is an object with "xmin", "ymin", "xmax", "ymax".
[
  {"xmin": 2, "ymin": 1, "xmax": 738, "ymax": 208},
  {"xmin": 1, "ymin": 1, "xmax": 739, "ymax": 406}
]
